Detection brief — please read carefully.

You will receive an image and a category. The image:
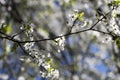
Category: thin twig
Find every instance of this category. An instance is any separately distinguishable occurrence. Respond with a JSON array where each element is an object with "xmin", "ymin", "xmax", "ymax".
[
  {"xmin": 0, "ymin": 8, "xmax": 115, "ymax": 44},
  {"xmin": 11, "ymin": 29, "xmax": 26, "ymax": 38}
]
